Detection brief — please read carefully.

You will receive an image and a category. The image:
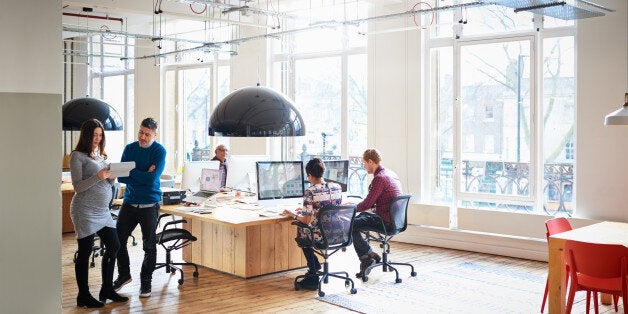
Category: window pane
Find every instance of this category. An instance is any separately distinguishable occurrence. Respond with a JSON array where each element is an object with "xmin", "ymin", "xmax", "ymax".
[
  {"xmin": 183, "ymin": 67, "xmax": 212, "ymax": 161},
  {"xmin": 294, "ymin": 57, "xmax": 341, "ymax": 158},
  {"xmin": 430, "ymin": 47, "xmax": 454, "ymax": 204},
  {"xmin": 103, "ymin": 75, "xmax": 125, "ymax": 161},
  {"xmin": 542, "ymin": 36, "xmax": 575, "ymax": 215},
  {"xmin": 459, "ymin": 40, "xmax": 532, "ymax": 199},
  {"xmin": 464, "ymin": 5, "xmax": 533, "ymax": 36},
  {"xmin": 164, "ymin": 70, "xmax": 177, "ymax": 174},
  {"xmin": 348, "ymin": 54, "xmax": 368, "ymax": 196}
]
